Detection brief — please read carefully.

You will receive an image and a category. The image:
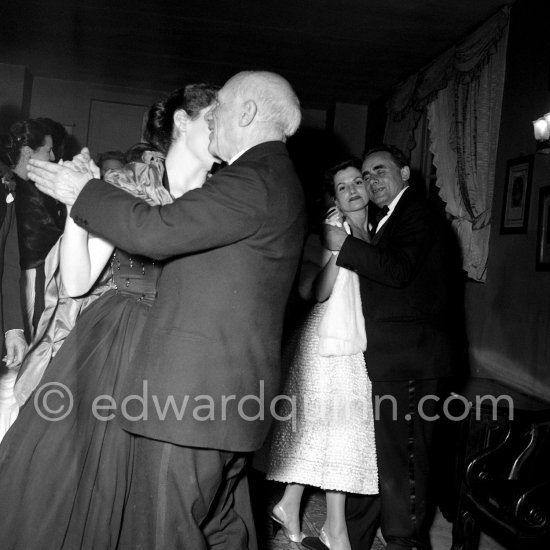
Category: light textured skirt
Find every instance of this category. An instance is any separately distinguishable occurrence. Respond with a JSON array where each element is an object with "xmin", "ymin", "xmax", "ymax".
[{"xmin": 267, "ymin": 302, "xmax": 378, "ymax": 494}]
